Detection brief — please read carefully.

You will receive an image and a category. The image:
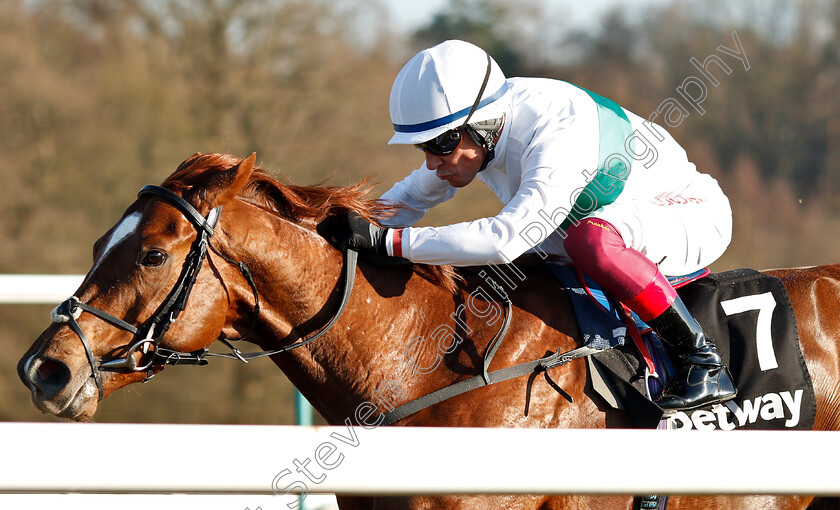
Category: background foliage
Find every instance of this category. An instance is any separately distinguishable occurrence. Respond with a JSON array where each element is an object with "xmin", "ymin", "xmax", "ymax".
[{"xmin": 2, "ymin": 0, "xmax": 838, "ymax": 424}]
